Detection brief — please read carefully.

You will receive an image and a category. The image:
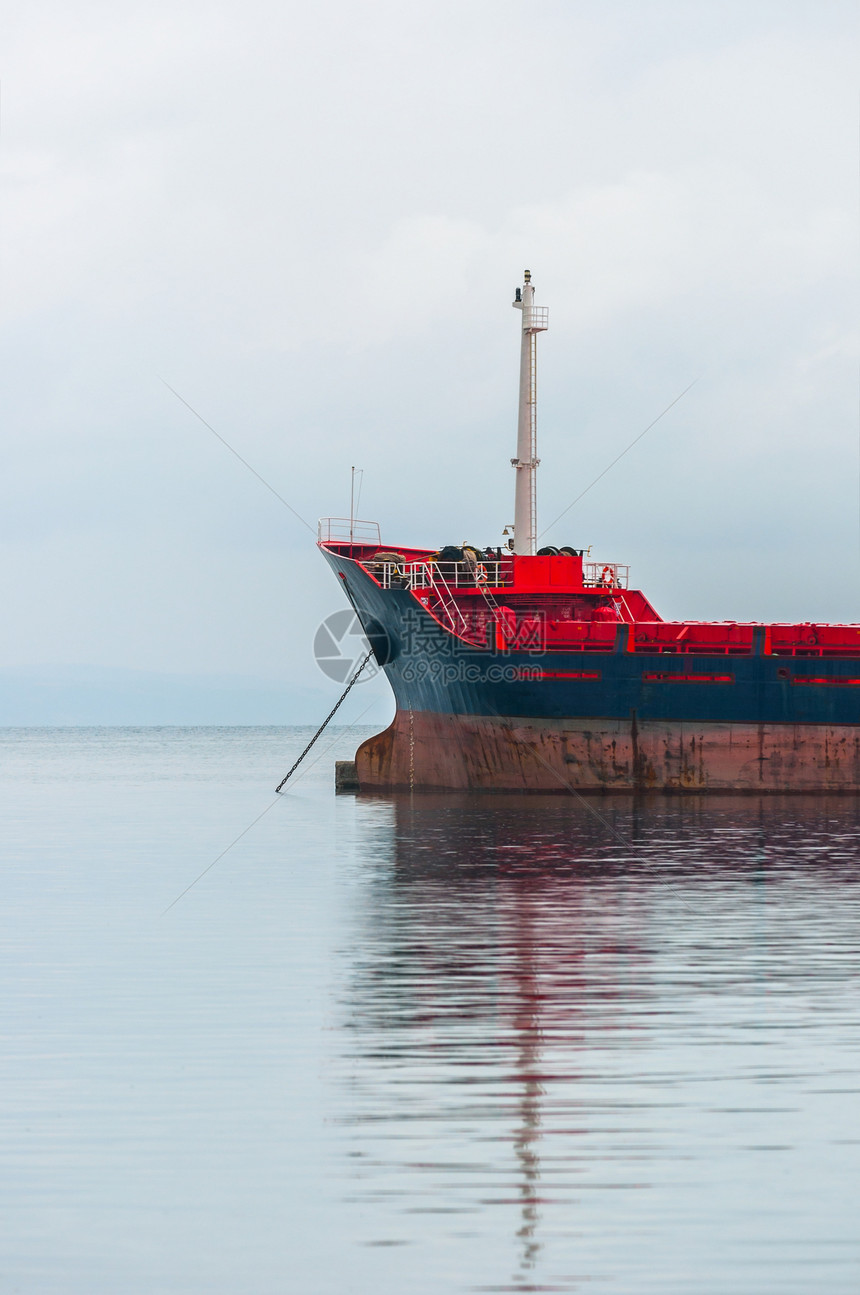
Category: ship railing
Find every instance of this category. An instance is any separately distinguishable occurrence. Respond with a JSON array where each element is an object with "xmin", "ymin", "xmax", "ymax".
[
  {"xmin": 523, "ymin": 306, "xmax": 549, "ymax": 333},
  {"xmin": 317, "ymin": 517, "xmax": 382, "ymax": 546},
  {"xmin": 380, "ymin": 560, "xmax": 468, "ymax": 634},
  {"xmin": 379, "ymin": 560, "xmax": 512, "ymax": 592},
  {"xmin": 584, "ymin": 561, "xmax": 629, "ymax": 590},
  {"xmin": 425, "ymin": 563, "xmax": 469, "ymax": 634},
  {"xmin": 411, "ymin": 560, "xmax": 511, "ymax": 589}
]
